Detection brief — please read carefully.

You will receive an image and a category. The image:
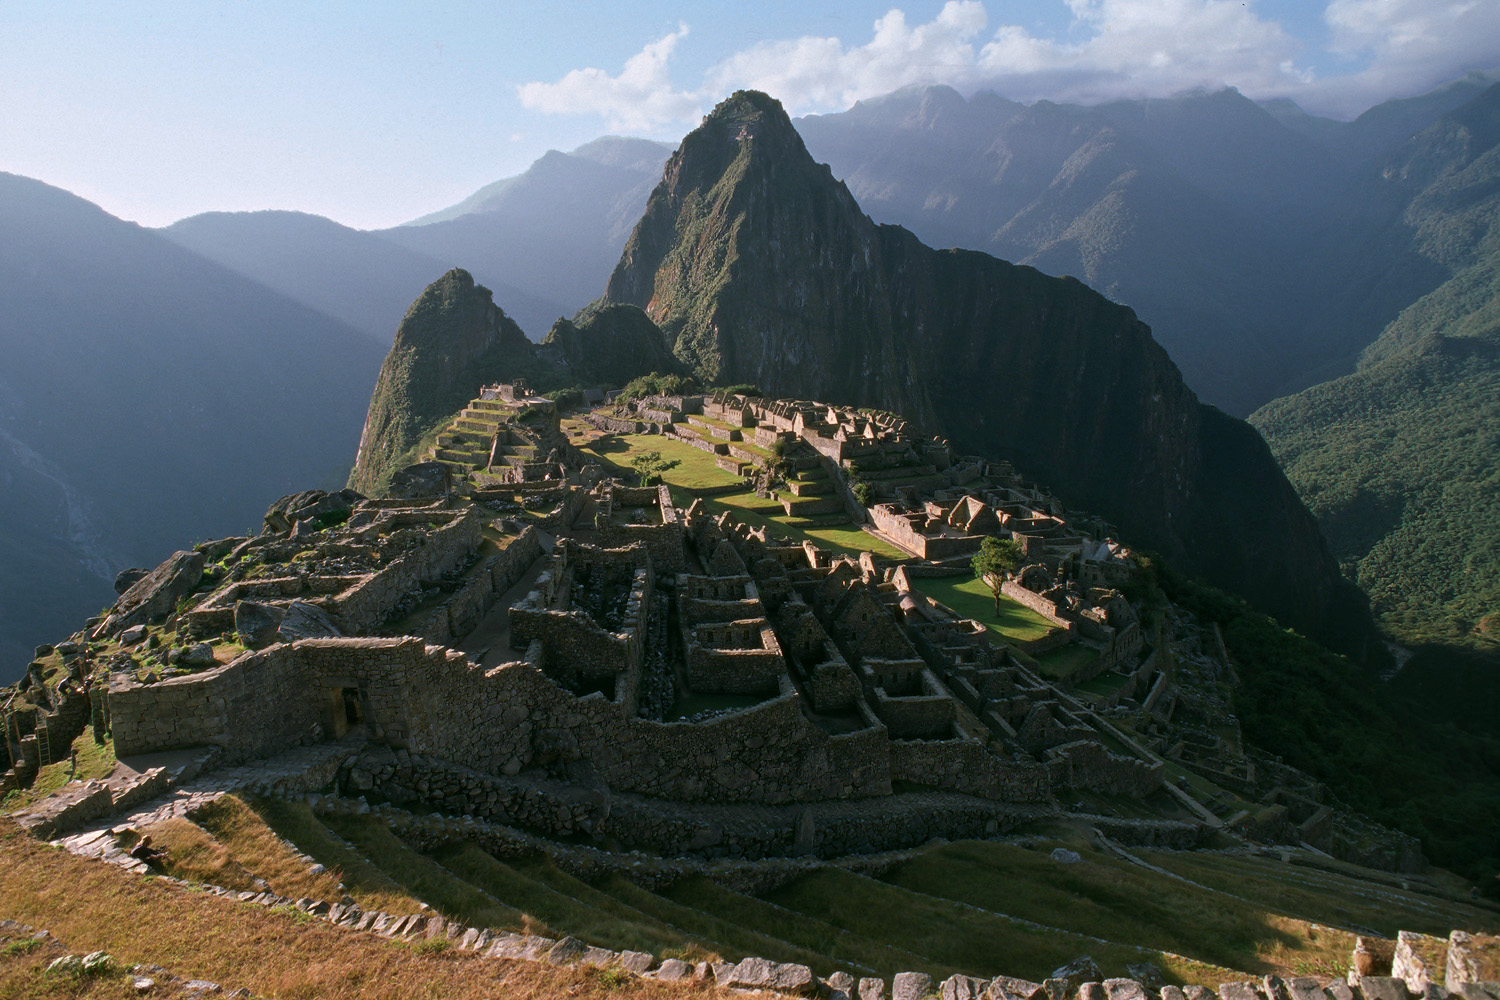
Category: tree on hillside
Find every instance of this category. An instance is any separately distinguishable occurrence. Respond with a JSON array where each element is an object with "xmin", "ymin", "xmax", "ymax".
[{"xmin": 972, "ymin": 536, "xmax": 1024, "ymax": 613}]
